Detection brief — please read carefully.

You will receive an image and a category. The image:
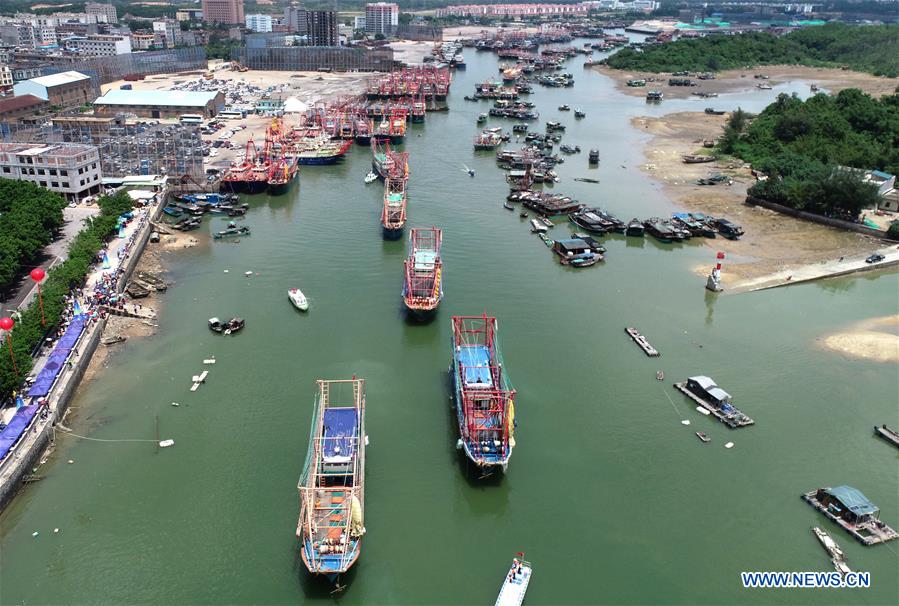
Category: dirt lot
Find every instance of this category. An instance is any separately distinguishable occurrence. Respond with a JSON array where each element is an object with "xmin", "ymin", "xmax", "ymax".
[
  {"xmin": 633, "ymin": 111, "xmax": 883, "ymax": 285},
  {"xmin": 598, "ymin": 64, "xmax": 899, "ymax": 99}
]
